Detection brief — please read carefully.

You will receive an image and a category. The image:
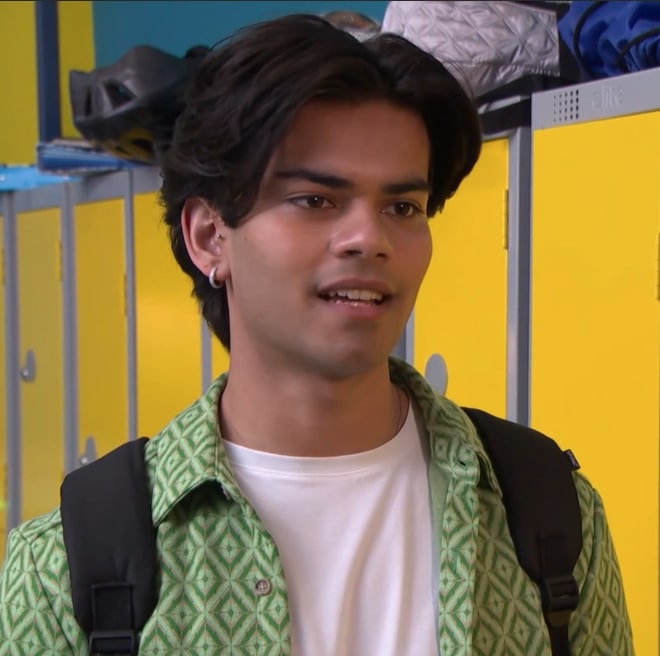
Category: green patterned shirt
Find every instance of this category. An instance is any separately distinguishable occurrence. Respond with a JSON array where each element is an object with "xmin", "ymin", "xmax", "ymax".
[{"xmin": 0, "ymin": 359, "xmax": 633, "ymax": 655}]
